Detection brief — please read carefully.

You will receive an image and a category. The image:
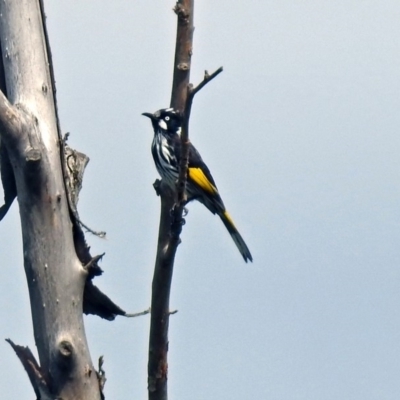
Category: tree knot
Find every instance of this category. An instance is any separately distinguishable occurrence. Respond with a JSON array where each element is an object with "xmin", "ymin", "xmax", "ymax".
[{"xmin": 58, "ymin": 340, "xmax": 73, "ymax": 359}]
